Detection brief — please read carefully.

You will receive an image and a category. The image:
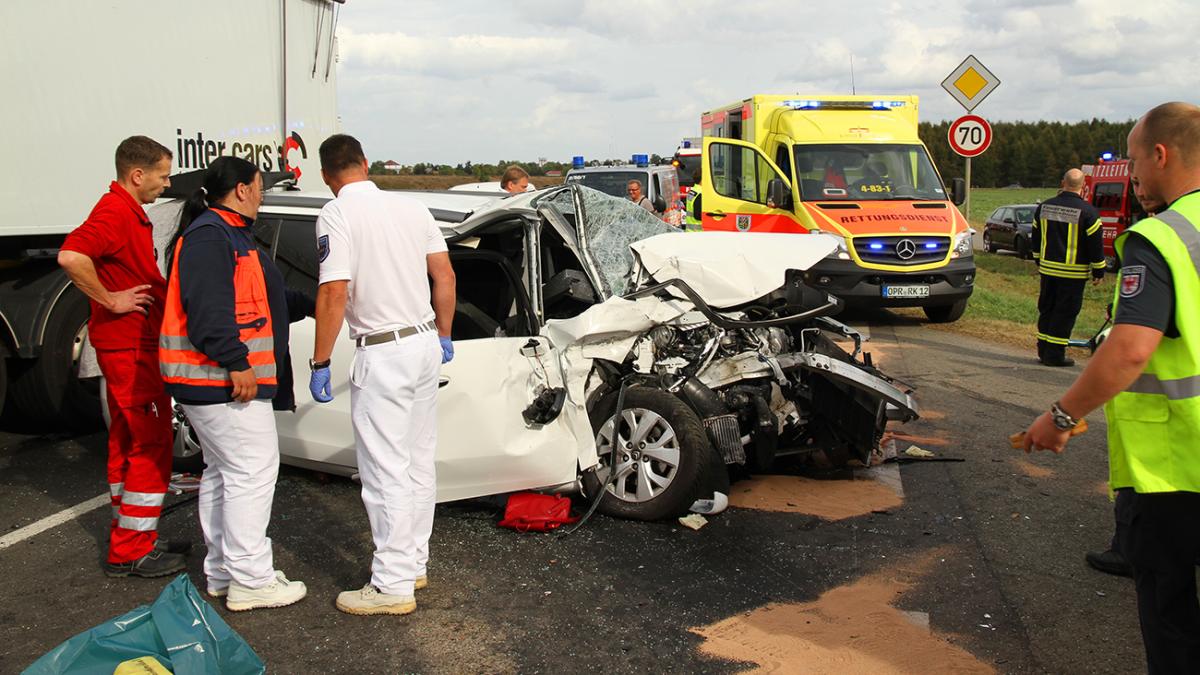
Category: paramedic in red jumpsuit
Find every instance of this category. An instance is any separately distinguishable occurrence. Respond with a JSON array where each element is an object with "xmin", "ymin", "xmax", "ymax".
[{"xmin": 58, "ymin": 135, "xmax": 190, "ymax": 577}]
